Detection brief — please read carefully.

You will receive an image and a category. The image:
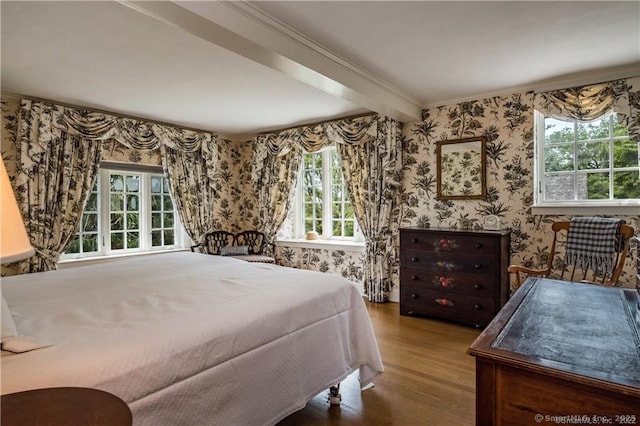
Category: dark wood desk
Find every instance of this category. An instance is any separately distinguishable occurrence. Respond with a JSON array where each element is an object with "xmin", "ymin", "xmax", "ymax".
[
  {"xmin": 468, "ymin": 277, "xmax": 640, "ymax": 425},
  {"xmin": 1, "ymin": 387, "xmax": 132, "ymax": 426}
]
